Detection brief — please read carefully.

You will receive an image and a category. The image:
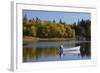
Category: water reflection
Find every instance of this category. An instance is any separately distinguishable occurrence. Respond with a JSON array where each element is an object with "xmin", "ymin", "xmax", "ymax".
[
  {"xmin": 23, "ymin": 42, "xmax": 91, "ymax": 62},
  {"xmin": 23, "ymin": 47, "xmax": 58, "ymax": 62},
  {"xmin": 78, "ymin": 42, "xmax": 91, "ymax": 57}
]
